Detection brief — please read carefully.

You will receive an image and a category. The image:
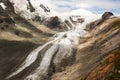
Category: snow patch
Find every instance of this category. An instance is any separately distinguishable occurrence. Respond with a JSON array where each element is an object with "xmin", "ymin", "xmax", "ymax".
[{"xmin": 0, "ymin": 2, "xmax": 6, "ymax": 10}]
